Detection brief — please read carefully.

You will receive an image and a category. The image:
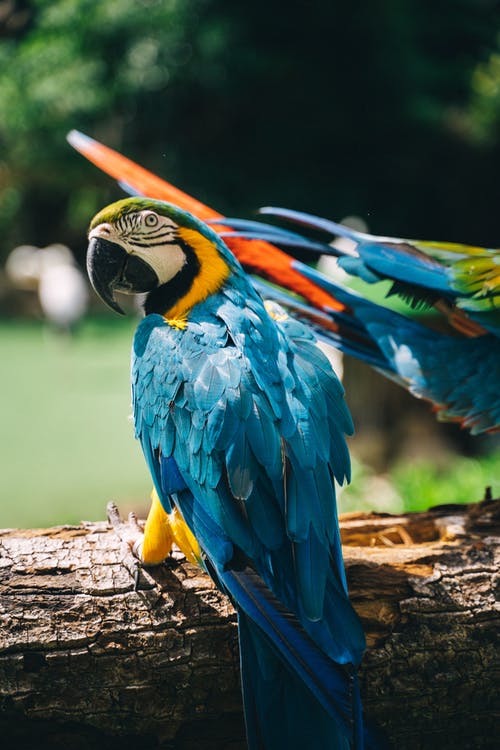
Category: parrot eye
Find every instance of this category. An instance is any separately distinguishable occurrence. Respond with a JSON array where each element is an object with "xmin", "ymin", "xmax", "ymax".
[{"xmin": 144, "ymin": 212, "xmax": 159, "ymax": 228}]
